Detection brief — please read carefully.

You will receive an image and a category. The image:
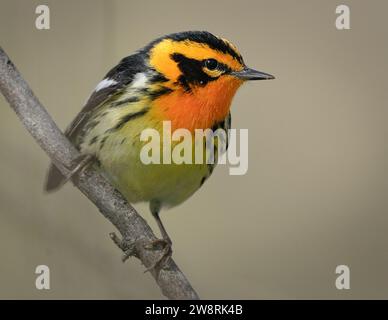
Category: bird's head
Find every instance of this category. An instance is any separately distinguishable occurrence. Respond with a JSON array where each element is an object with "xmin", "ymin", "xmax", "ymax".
[{"xmin": 142, "ymin": 31, "xmax": 274, "ymax": 131}]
